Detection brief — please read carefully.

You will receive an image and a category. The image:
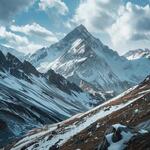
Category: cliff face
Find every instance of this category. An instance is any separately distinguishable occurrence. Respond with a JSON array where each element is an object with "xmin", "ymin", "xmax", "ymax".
[{"xmin": 0, "ymin": 51, "xmax": 94, "ymax": 148}]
